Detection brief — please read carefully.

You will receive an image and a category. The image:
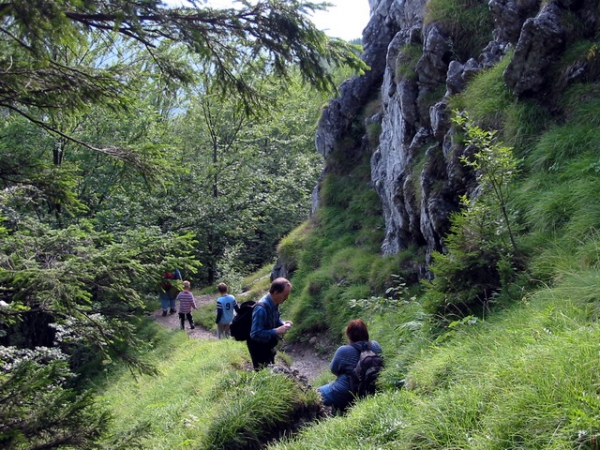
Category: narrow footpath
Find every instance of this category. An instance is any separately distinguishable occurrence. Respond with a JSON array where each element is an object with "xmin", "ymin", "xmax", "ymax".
[{"xmin": 152, "ymin": 293, "xmax": 332, "ymax": 383}]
